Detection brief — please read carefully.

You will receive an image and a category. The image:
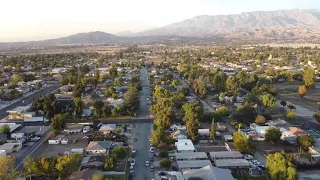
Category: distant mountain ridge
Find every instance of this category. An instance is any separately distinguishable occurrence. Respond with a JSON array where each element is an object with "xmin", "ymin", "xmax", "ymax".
[
  {"xmin": 1, "ymin": 9, "xmax": 320, "ymax": 49},
  {"xmin": 134, "ymin": 9, "xmax": 320, "ymax": 39}
]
